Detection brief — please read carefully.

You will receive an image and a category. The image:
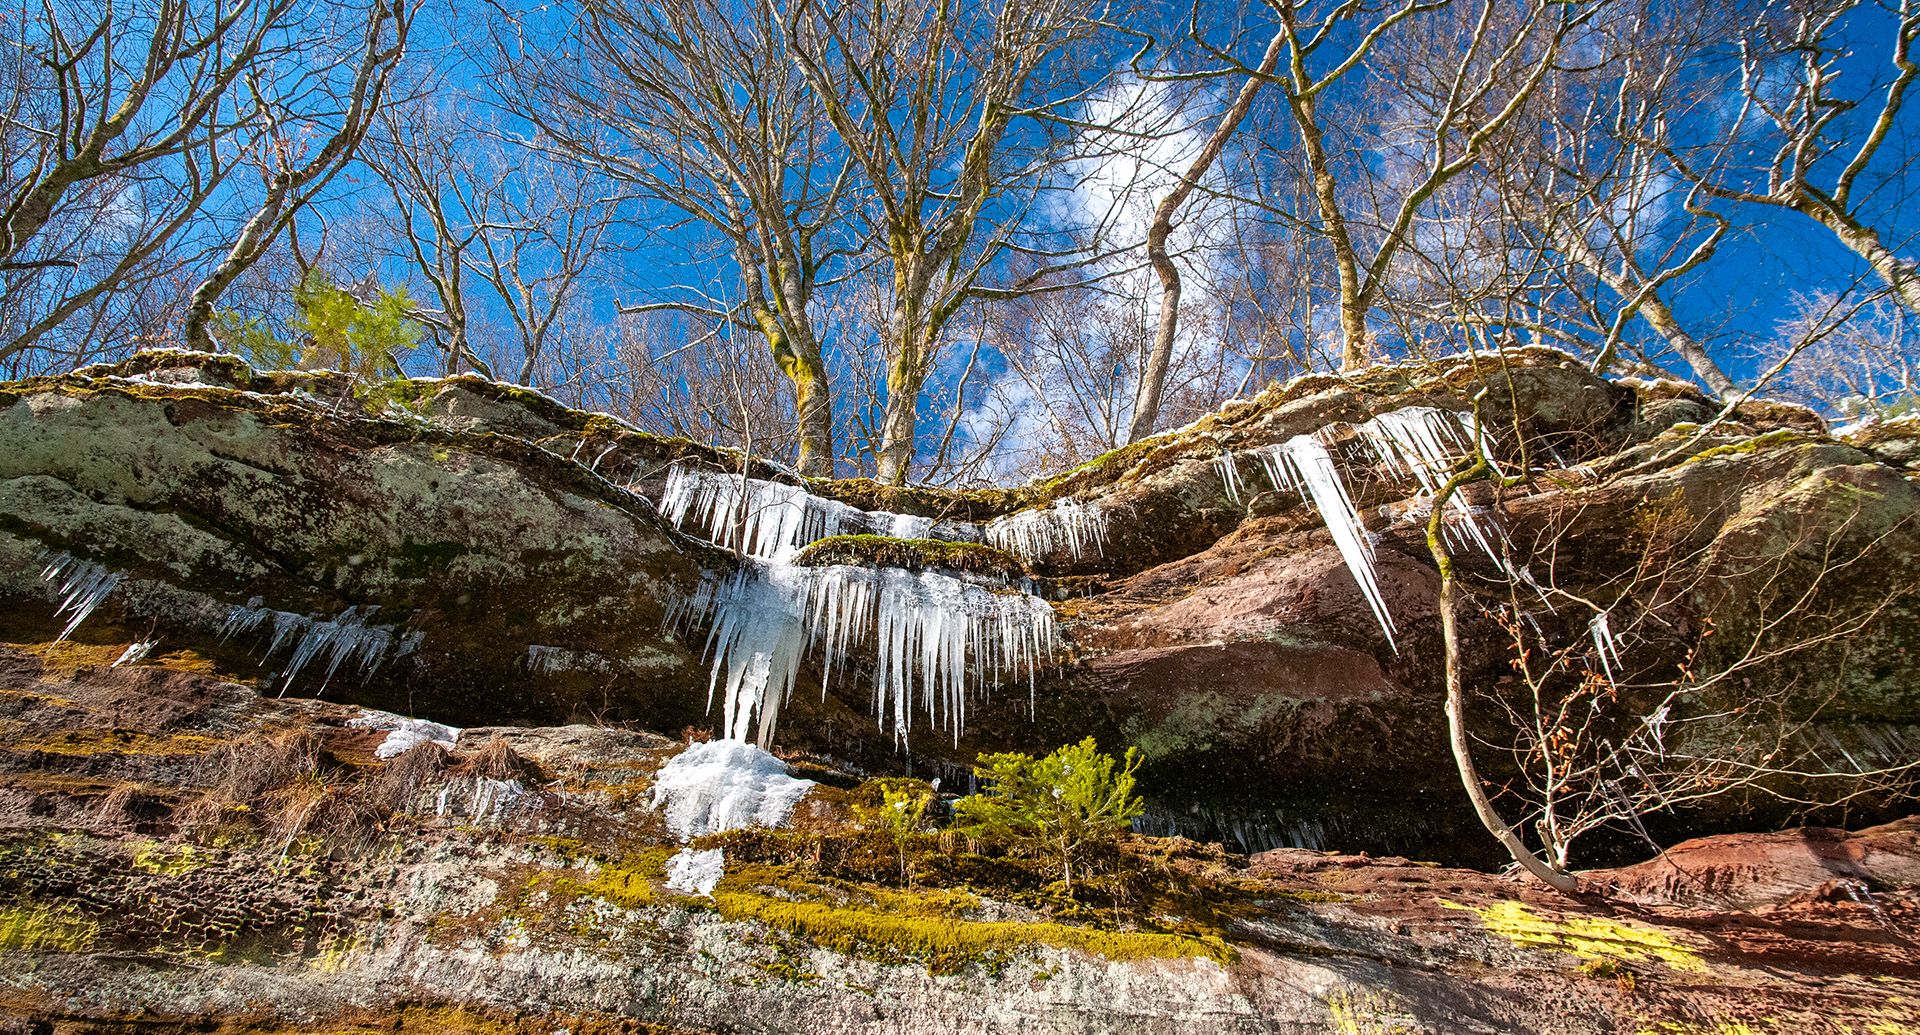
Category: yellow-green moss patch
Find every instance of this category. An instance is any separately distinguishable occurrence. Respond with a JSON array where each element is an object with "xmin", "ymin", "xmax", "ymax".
[
  {"xmin": 710, "ymin": 888, "xmax": 1233, "ymax": 974},
  {"xmin": 0, "ymin": 903, "xmax": 99, "ymax": 953},
  {"xmin": 132, "ymin": 839, "xmax": 213, "ymax": 876},
  {"xmin": 793, "ymin": 535, "xmax": 1024, "ymax": 580},
  {"xmin": 1446, "ymin": 899, "xmax": 1705, "ymax": 972}
]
